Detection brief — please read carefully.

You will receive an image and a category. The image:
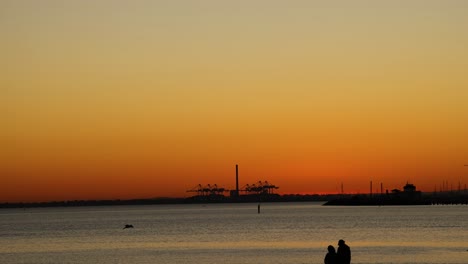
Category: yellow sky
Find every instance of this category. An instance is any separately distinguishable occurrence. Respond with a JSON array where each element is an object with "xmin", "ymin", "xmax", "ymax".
[{"xmin": 2, "ymin": 1, "xmax": 468, "ymax": 202}]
